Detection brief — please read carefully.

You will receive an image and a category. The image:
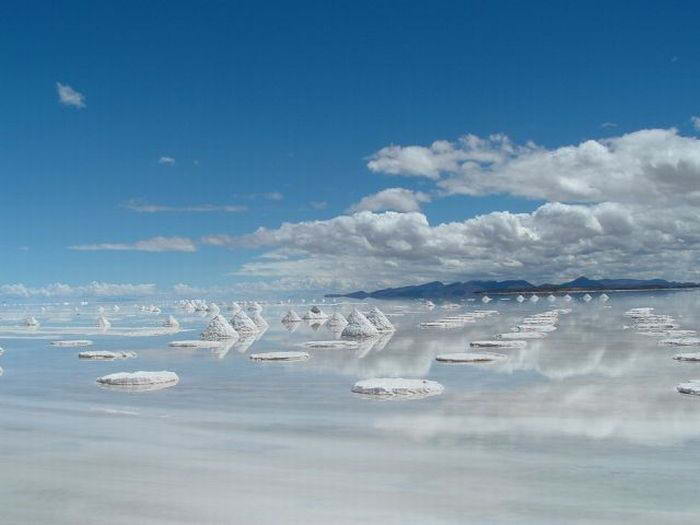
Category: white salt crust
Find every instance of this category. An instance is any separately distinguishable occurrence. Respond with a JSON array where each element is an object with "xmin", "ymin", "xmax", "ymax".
[
  {"xmin": 352, "ymin": 378, "xmax": 444, "ymax": 398},
  {"xmin": 249, "ymin": 351, "xmax": 309, "ymax": 362}
]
